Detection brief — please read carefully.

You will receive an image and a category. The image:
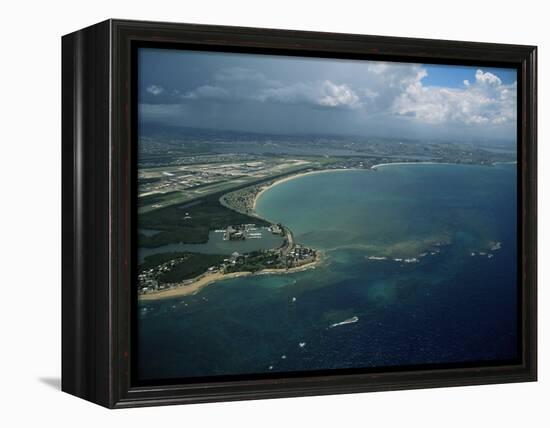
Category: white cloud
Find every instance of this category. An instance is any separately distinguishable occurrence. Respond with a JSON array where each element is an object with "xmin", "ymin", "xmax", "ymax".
[
  {"xmin": 354, "ymin": 63, "xmax": 428, "ymax": 112},
  {"xmin": 318, "ymin": 81, "xmax": 361, "ymax": 108},
  {"xmin": 182, "ymin": 85, "xmax": 230, "ymax": 100},
  {"xmin": 183, "ymin": 65, "xmax": 362, "ymax": 110},
  {"xmin": 257, "ymin": 80, "xmax": 361, "ymax": 109},
  {"xmin": 391, "ymin": 69, "xmax": 516, "ymax": 126},
  {"xmin": 146, "ymin": 85, "xmax": 164, "ymax": 96},
  {"xmin": 179, "ymin": 63, "xmax": 426, "ymax": 112},
  {"xmin": 182, "ymin": 67, "xmax": 280, "ymax": 102},
  {"xmin": 475, "ymin": 69, "xmax": 502, "ymax": 86},
  {"xmin": 173, "ymin": 64, "xmax": 515, "ymax": 129}
]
